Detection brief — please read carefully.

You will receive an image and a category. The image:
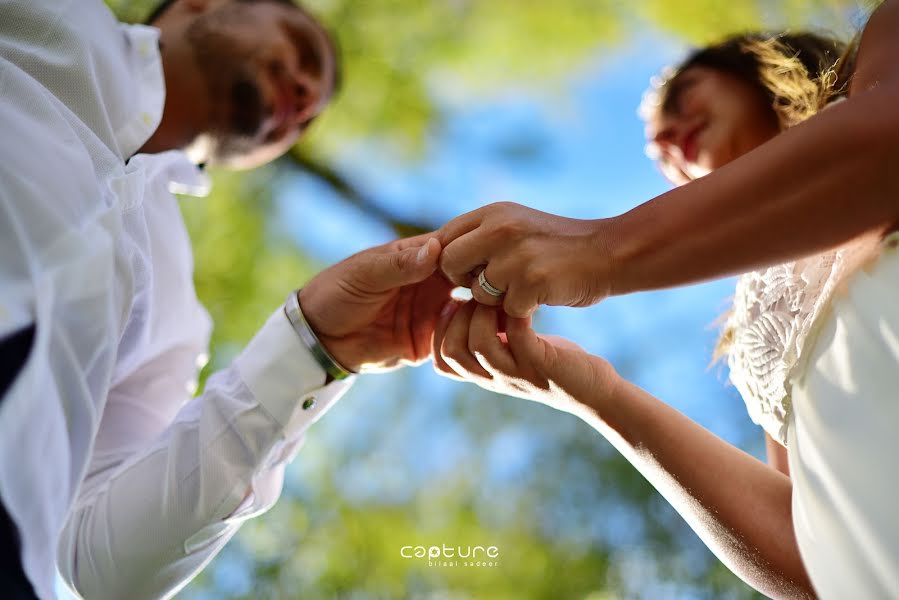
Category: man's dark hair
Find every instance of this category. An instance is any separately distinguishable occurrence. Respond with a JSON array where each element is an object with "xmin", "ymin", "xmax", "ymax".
[
  {"xmin": 144, "ymin": 0, "xmax": 342, "ymax": 101},
  {"xmin": 145, "ymin": 0, "xmax": 294, "ymax": 24}
]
